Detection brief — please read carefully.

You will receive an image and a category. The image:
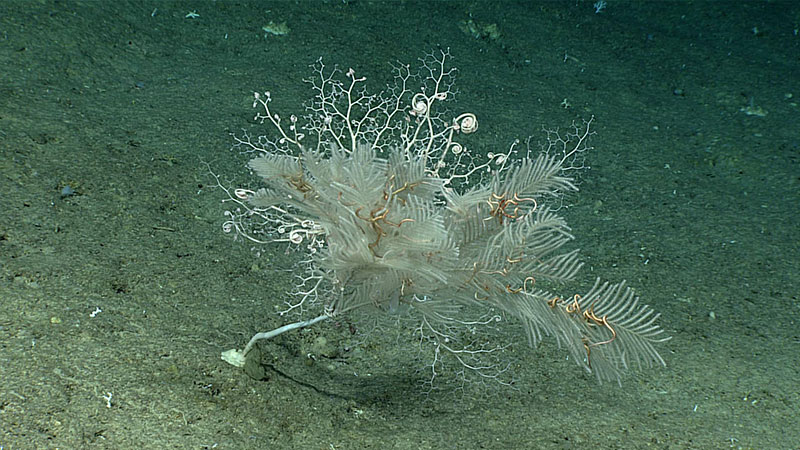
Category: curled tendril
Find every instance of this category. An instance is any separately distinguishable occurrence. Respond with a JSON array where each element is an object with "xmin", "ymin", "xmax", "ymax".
[
  {"xmin": 410, "ymin": 93, "xmax": 428, "ymax": 116},
  {"xmin": 288, "ymin": 230, "xmax": 304, "ymax": 244},
  {"xmin": 487, "ymin": 152, "xmax": 506, "ymax": 164},
  {"xmin": 449, "ymin": 142, "xmax": 464, "ymax": 155},
  {"xmin": 234, "ymin": 188, "xmax": 252, "ymax": 200},
  {"xmin": 454, "ymin": 113, "xmax": 478, "ymax": 134}
]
